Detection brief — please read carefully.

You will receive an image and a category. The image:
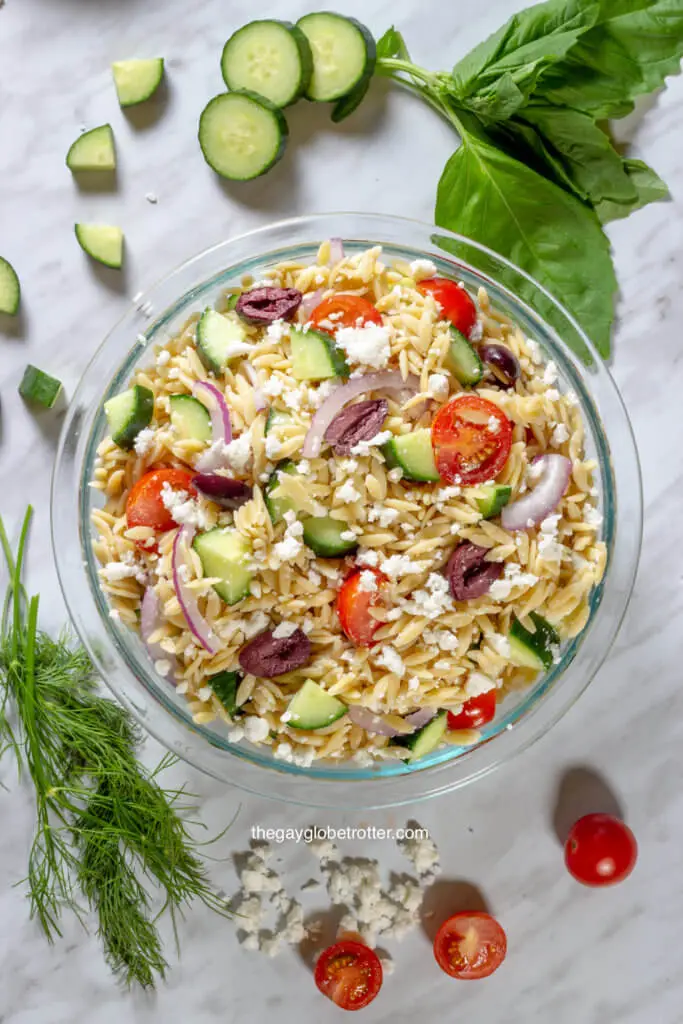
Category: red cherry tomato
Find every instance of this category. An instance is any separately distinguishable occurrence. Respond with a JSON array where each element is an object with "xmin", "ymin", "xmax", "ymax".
[
  {"xmin": 434, "ymin": 911, "xmax": 507, "ymax": 980},
  {"xmin": 431, "ymin": 395, "xmax": 512, "ymax": 486},
  {"xmin": 126, "ymin": 467, "xmax": 196, "ymax": 538},
  {"xmin": 336, "ymin": 568, "xmax": 386, "ymax": 647},
  {"xmin": 314, "ymin": 938, "xmax": 383, "ymax": 1011},
  {"xmin": 564, "ymin": 814, "xmax": 638, "ymax": 887},
  {"xmin": 447, "ymin": 690, "xmax": 496, "ymax": 731},
  {"xmin": 309, "ymin": 294, "xmax": 383, "ymax": 334},
  {"xmin": 418, "ymin": 277, "xmax": 477, "ymax": 337}
]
